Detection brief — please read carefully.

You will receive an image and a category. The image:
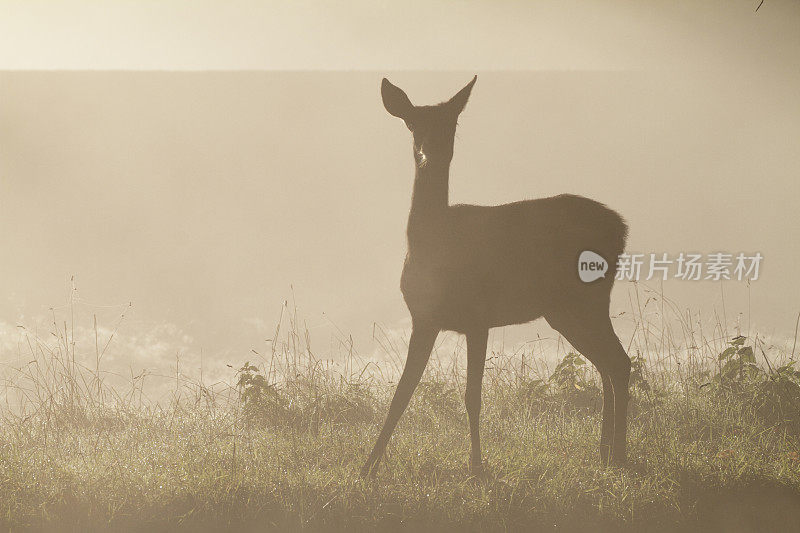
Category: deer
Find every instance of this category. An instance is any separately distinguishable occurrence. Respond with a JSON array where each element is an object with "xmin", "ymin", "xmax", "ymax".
[{"xmin": 361, "ymin": 76, "xmax": 631, "ymax": 478}]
